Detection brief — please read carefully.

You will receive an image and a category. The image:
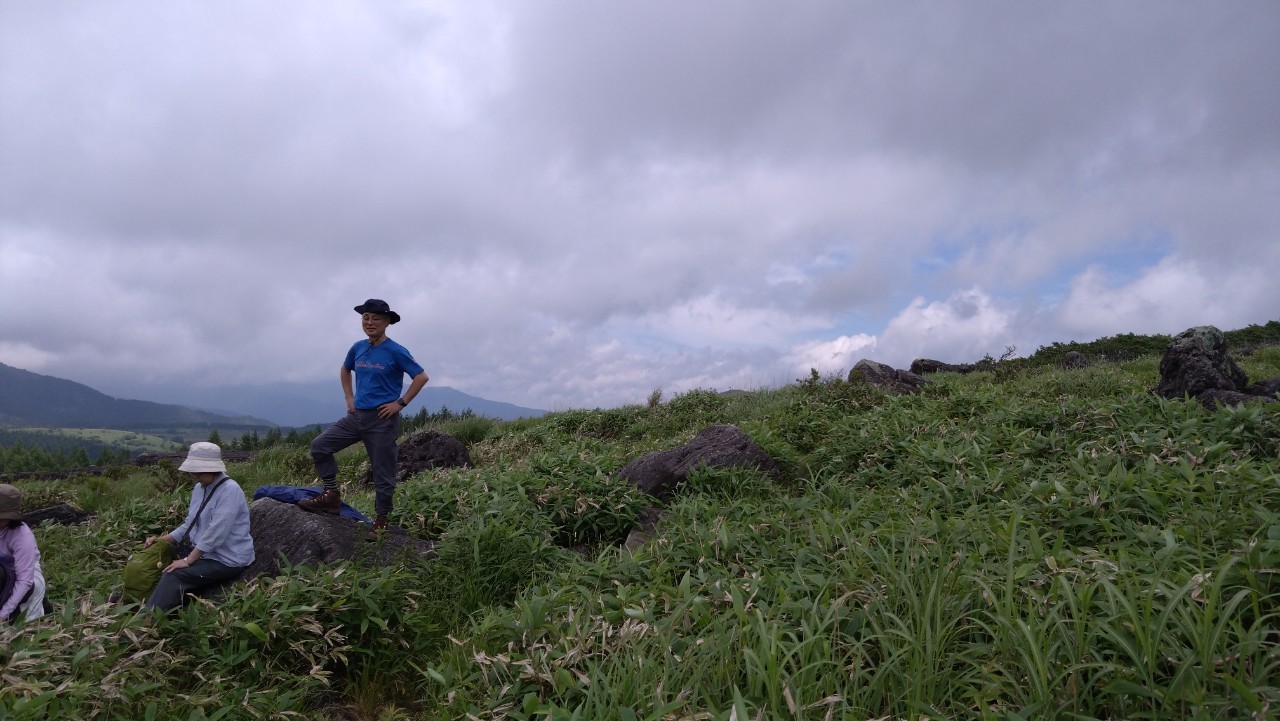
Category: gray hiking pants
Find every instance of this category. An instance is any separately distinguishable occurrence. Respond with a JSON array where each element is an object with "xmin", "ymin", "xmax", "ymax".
[{"xmin": 310, "ymin": 409, "xmax": 400, "ymax": 517}]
